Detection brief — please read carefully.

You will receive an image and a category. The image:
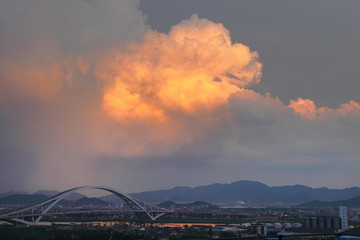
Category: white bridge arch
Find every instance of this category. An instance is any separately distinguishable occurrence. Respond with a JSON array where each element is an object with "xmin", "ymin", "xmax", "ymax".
[{"xmin": 0, "ymin": 186, "xmax": 170, "ymax": 225}]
